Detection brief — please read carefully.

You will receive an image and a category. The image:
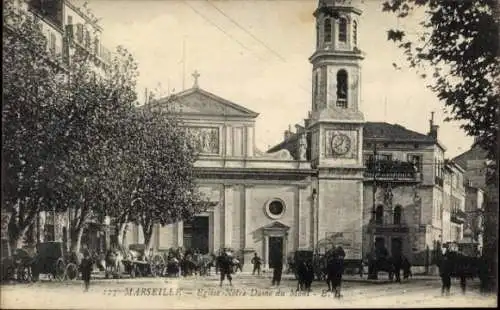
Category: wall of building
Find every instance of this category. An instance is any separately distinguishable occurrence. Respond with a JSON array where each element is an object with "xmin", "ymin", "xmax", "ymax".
[{"xmin": 318, "ymin": 179, "xmax": 363, "ymax": 260}]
